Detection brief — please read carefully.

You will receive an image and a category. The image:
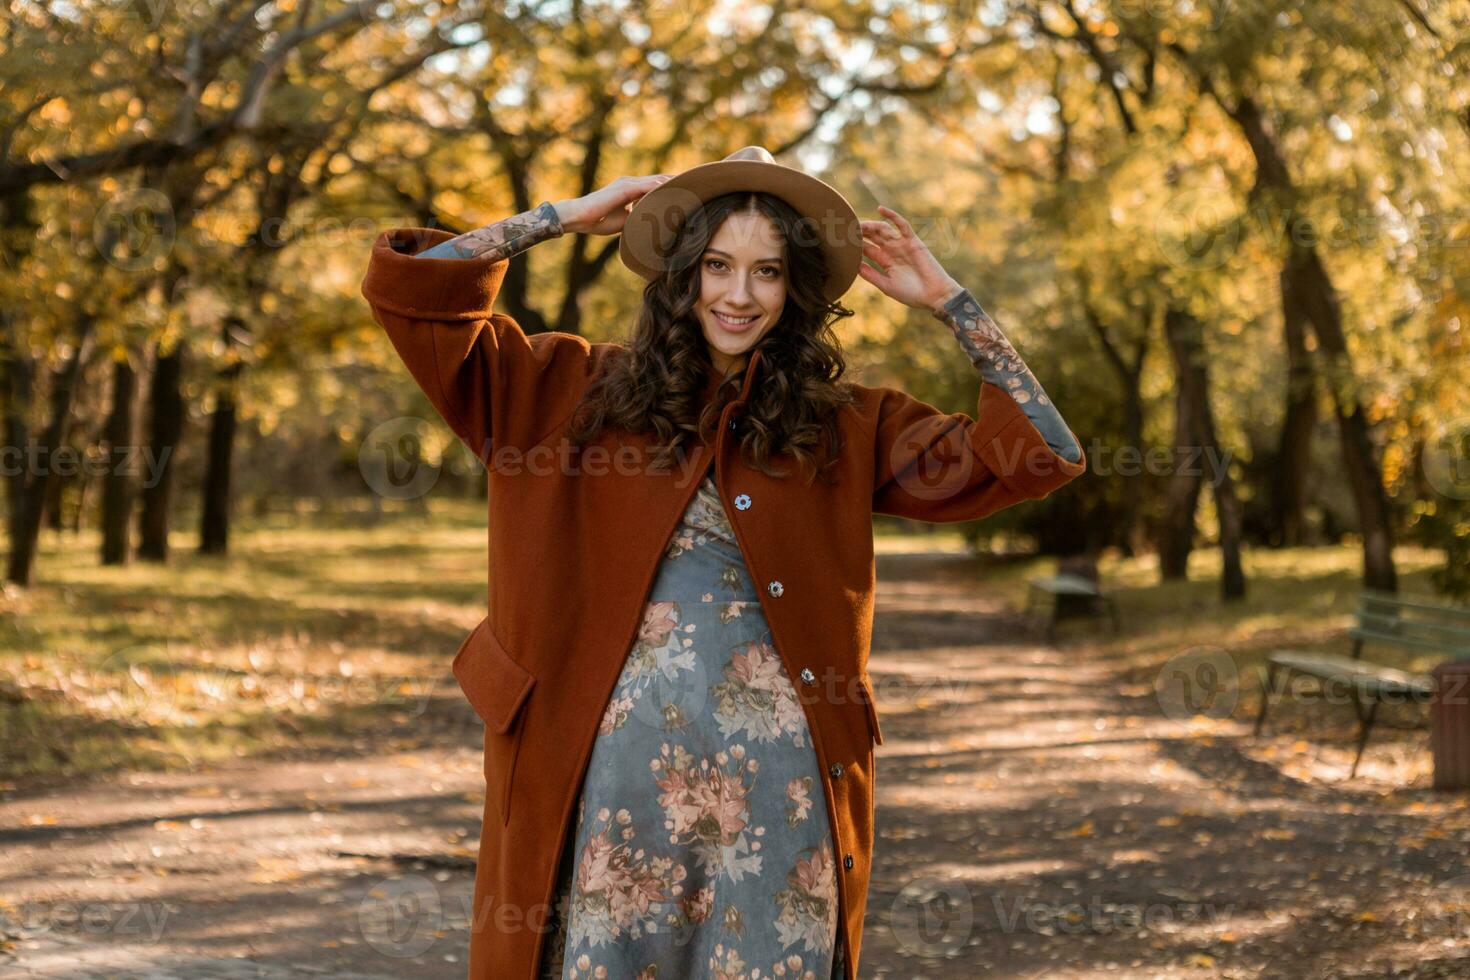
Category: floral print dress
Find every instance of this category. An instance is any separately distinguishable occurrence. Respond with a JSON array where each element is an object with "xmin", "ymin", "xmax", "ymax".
[{"xmin": 537, "ymin": 470, "xmax": 846, "ymax": 980}]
